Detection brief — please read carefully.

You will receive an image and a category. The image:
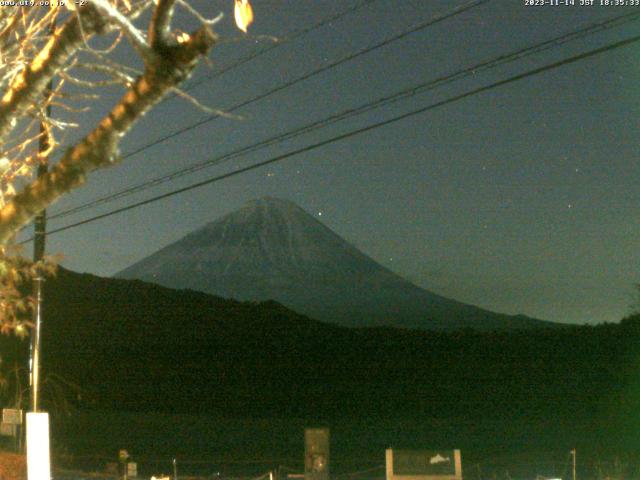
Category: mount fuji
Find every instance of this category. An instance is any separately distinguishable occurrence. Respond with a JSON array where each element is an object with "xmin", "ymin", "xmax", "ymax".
[{"xmin": 116, "ymin": 197, "xmax": 553, "ymax": 330}]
